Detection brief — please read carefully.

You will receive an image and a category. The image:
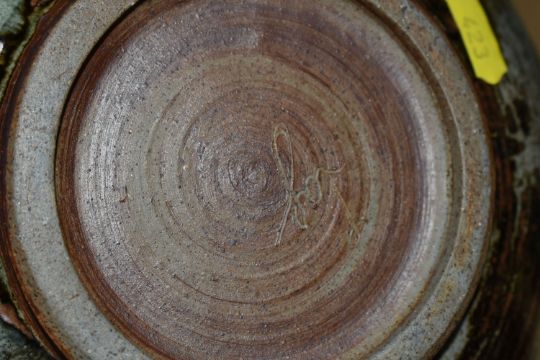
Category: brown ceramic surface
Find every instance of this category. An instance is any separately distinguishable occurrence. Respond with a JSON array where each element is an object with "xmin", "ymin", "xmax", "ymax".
[
  {"xmin": 2, "ymin": 0, "xmax": 493, "ymax": 359},
  {"xmin": 55, "ymin": 0, "xmax": 490, "ymax": 358}
]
